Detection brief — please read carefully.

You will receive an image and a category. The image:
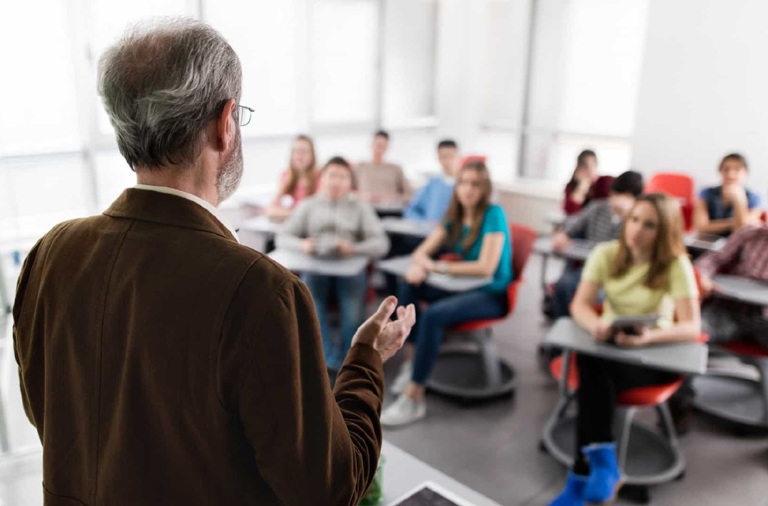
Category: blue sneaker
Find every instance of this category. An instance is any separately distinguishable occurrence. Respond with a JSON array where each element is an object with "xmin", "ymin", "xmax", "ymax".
[
  {"xmin": 582, "ymin": 443, "xmax": 625, "ymax": 504},
  {"xmin": 548, "ymin": 472, "xmax": 588, "ymax": 506}
]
